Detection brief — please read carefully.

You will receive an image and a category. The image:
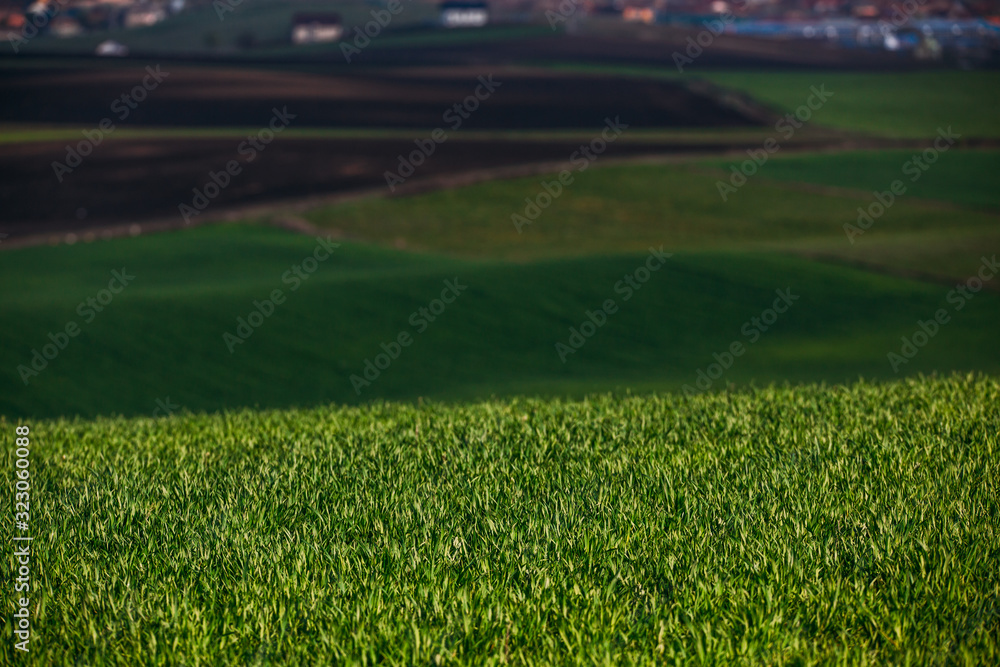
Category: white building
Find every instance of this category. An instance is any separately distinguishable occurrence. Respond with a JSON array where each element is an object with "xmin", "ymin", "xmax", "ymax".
[
  {"xmin": 124, "ymin": 4, "xmax": 166, "ymax": 29},
  {"xmin": 96, "ymin": 39, "xmax": 129, "ymax": 56},
  {"xmin": 291, "ymin": 13, "xmax": 343, "ymax": 45},
  {"xmin": 440, "ymin": 1, "xmax": 489, "ymax": 28}
]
